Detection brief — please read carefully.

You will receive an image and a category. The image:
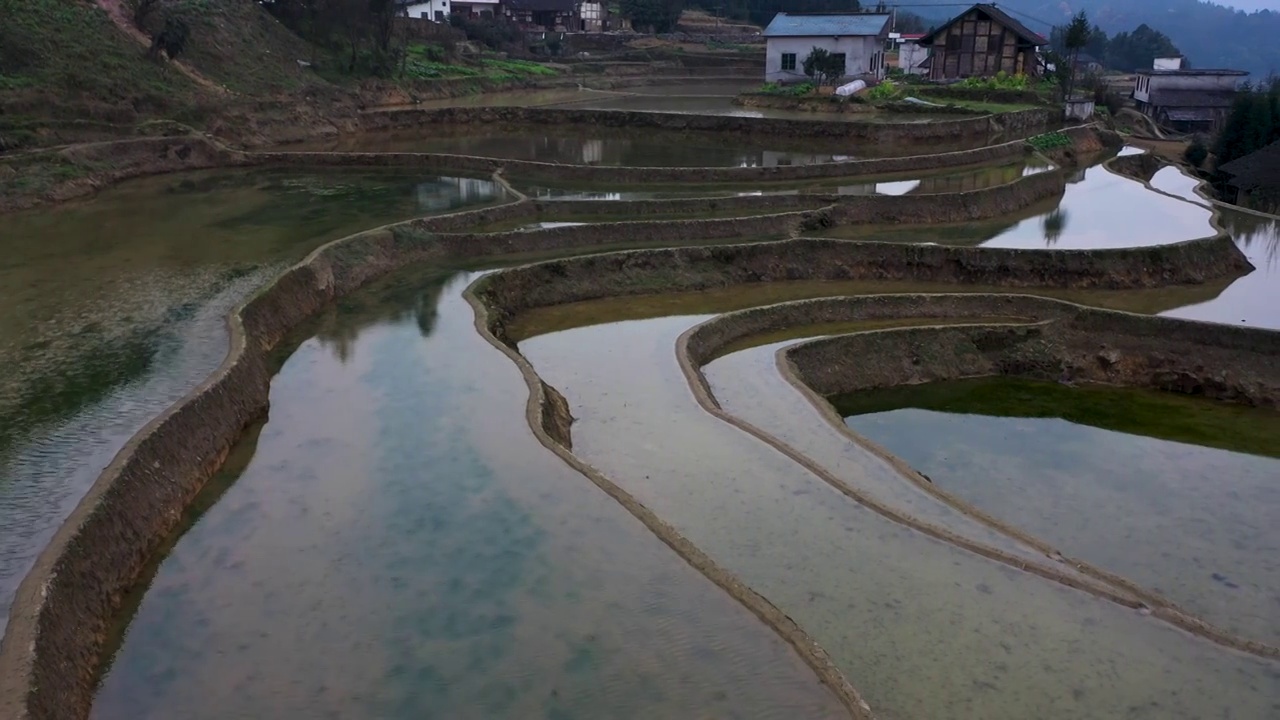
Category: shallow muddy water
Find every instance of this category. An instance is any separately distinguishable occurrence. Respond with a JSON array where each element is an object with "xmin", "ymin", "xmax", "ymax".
[
  {"xmin": 519, "ymin": 313, "xmax": 1280, "ymax": 720},
  {"xmin": 838, "ymin": 378, "xmax": 1280, "ymax": 646},
  {"xmin": 91, "ymin": 271, "xmax": 846, "ymax": 720},
  {"xmin": 0, "ymin": 168, "xmax": 500, "ymax": 637}
]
